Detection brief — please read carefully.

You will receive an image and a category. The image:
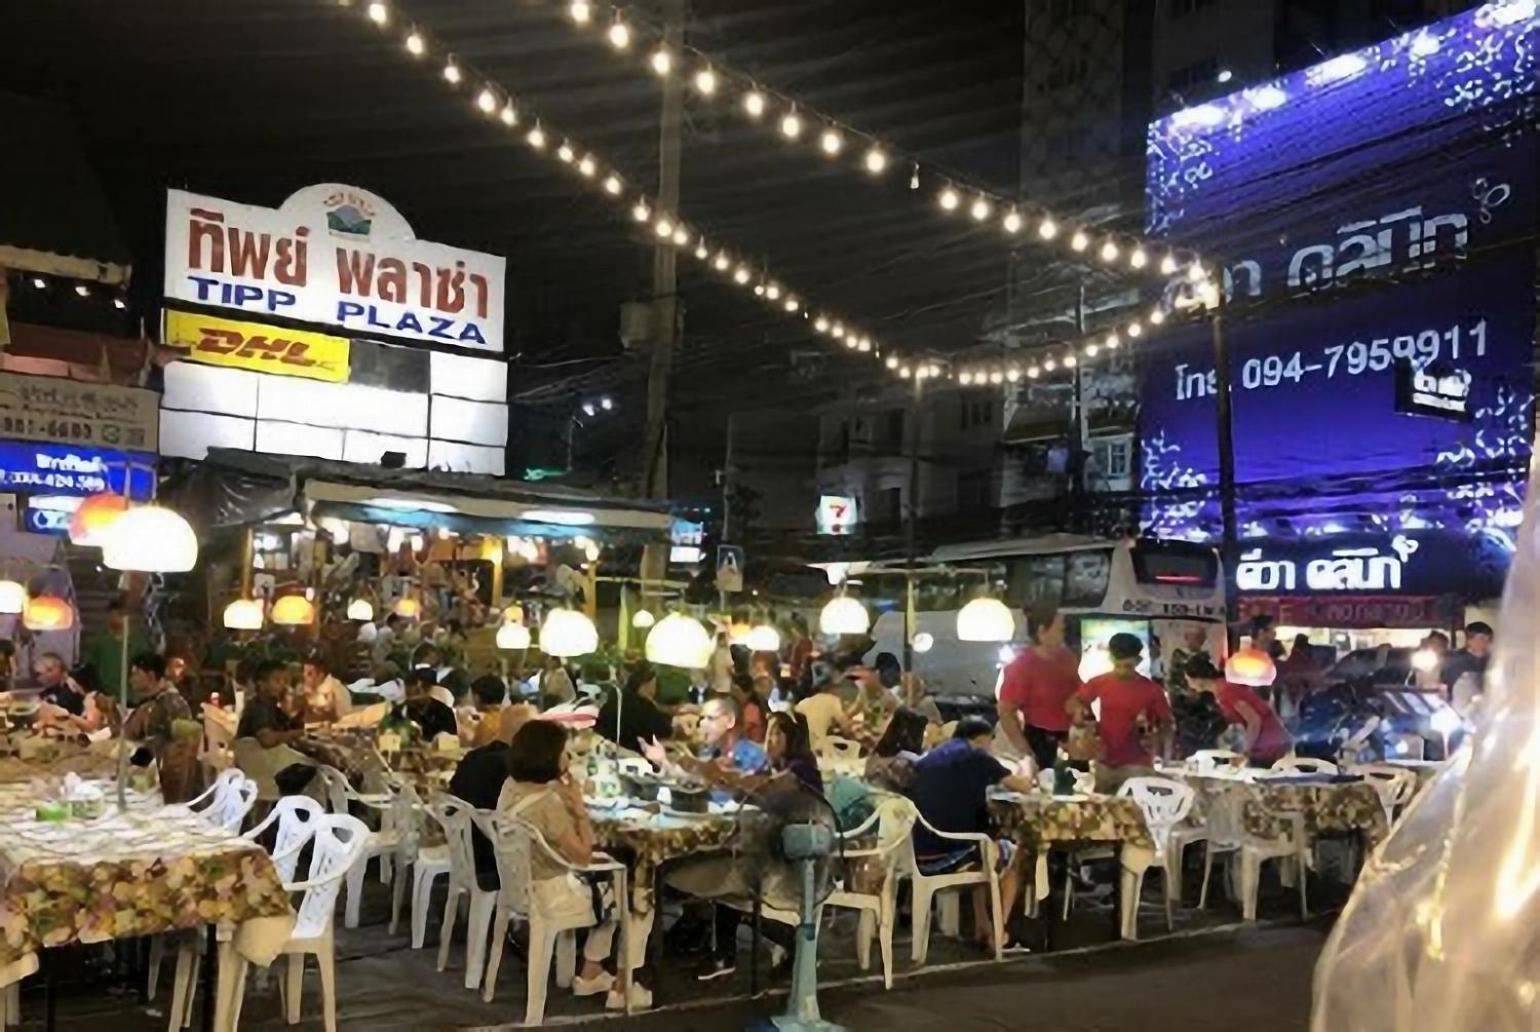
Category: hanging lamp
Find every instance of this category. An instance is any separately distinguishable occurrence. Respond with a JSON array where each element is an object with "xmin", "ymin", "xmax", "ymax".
[
  {"xmin": 222, "ymin": 599, "xmax": 265, "ymax": 631},
  {"xmin": 956, "ymin": 596, "xmax": 1016, "ymax": 642},
  {"xmin": 100, "ymin": 505, "xmax": 199, "ymax": 573},
  {"xmin": 539, "ymin": 608, "xmax": 598, "ymax": 657},
  {"xmin": 497, "ymin": 622, "xmax": 532, "ymax": 650},
  {"xmin": 631, "ymin": 608, "xmax": 656, "ymax": 629},
  {"xmin": 819, "ymin": 593, "xmax": 870, "ymax": 635},
  {"xmin": 0, "ymin": 581, "xmax": 26, "ymax": 616},
  {"xmin": 271, "ymin": 595, "xmax": 316, "ymax": 626},
  {"xmin": 346, "ymin": 598, "xmax": 374, "ymax": 622},
  {"xmin": 22, "ymin": 595, "xmax": 74, "ymax": 632},
  {"xmin": 645, "ymin": 611, "xmax": 714, "ymax": 668},
  {"xmin": 69, "ymin": 491, "xmax": 128, "ymax": 547}
]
